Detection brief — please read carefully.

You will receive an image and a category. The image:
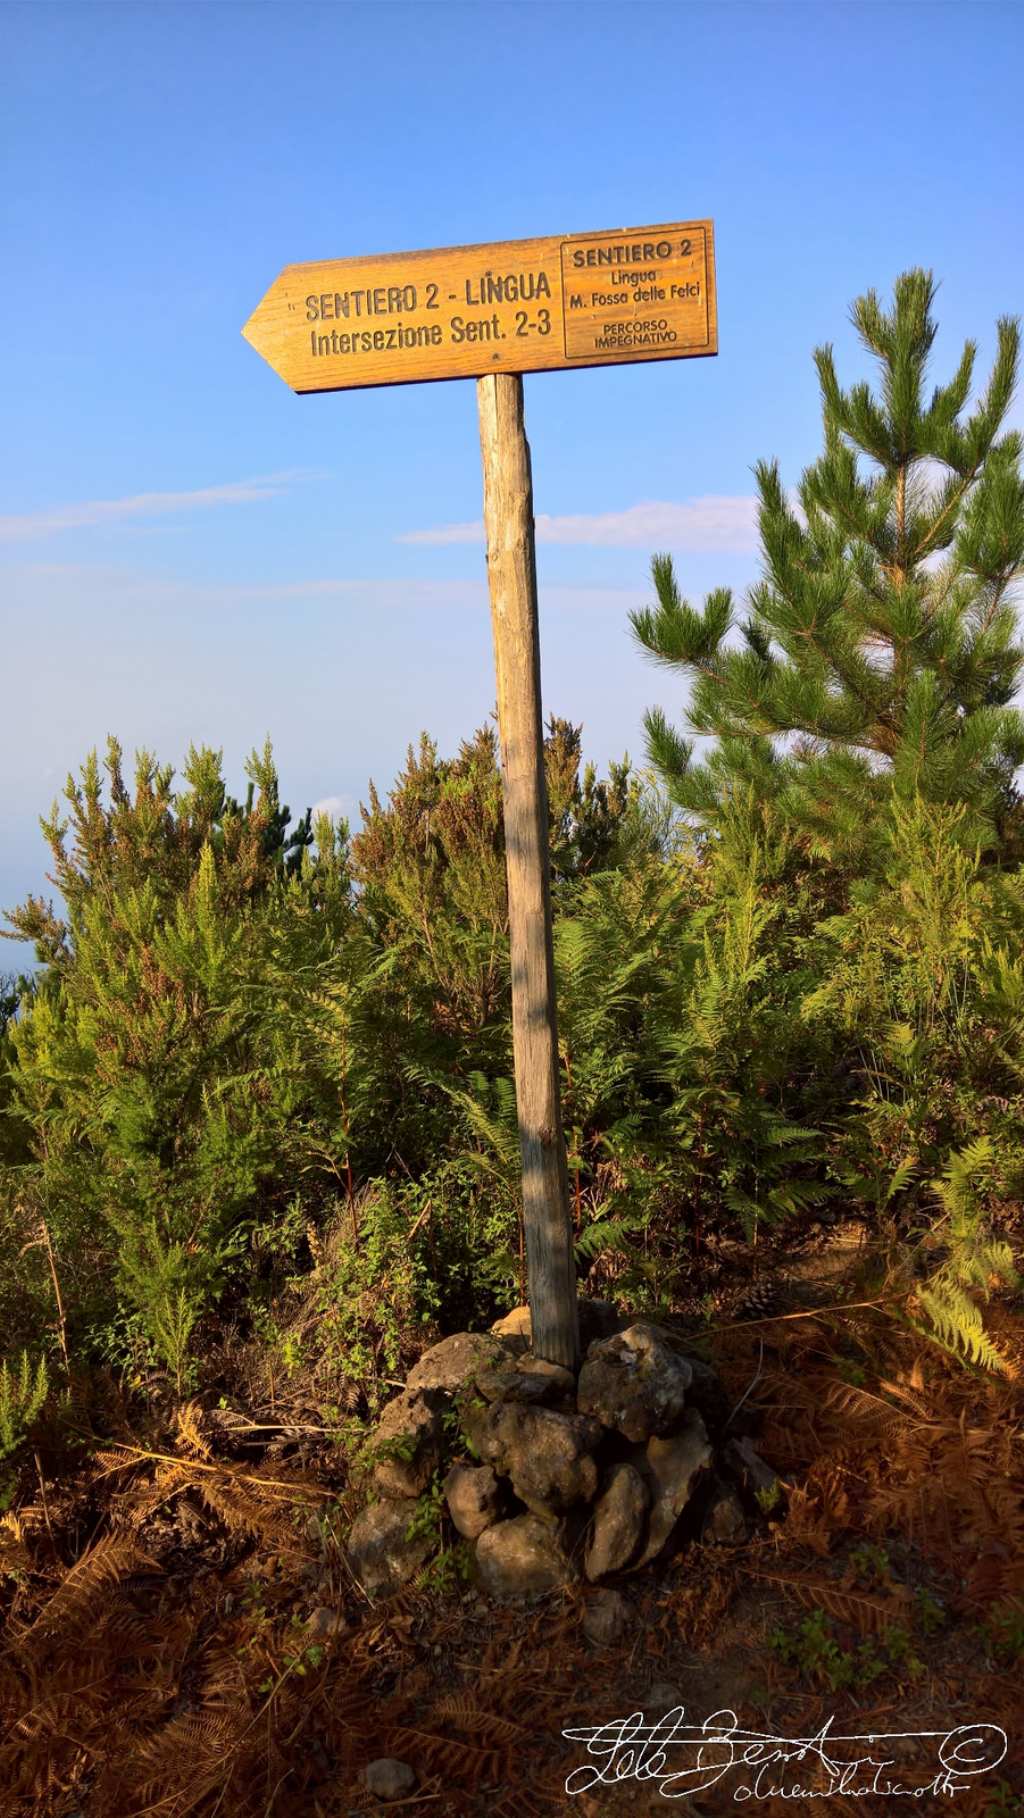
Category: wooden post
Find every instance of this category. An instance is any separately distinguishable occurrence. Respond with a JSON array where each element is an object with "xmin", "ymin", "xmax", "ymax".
[{"xmin": 477, "ymin": 372, "xmax": 579, "ymax": 1372}]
